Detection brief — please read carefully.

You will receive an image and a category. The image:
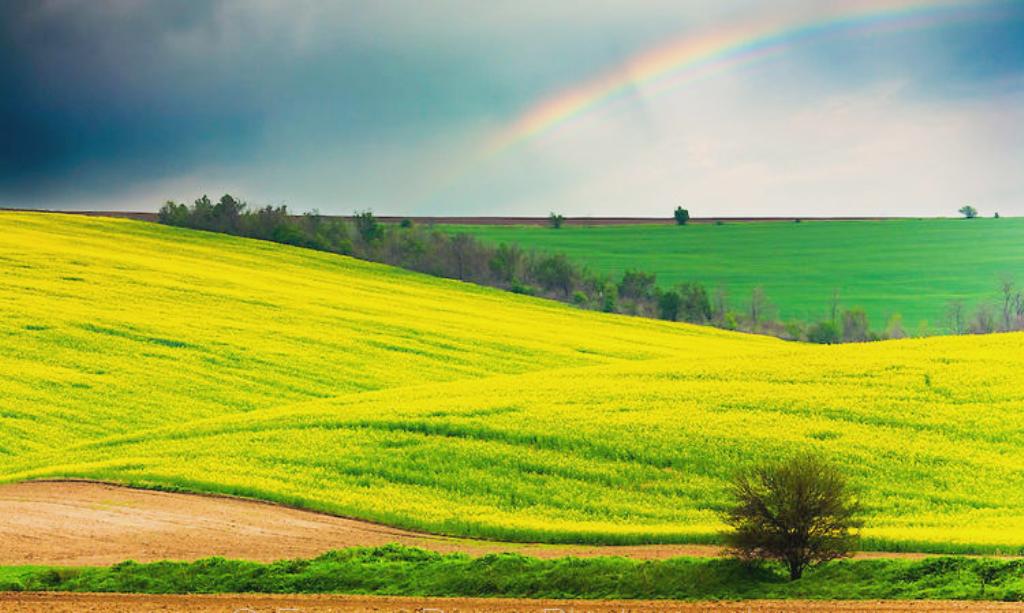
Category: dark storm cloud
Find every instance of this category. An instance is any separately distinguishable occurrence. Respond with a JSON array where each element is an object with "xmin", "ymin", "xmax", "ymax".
[
  {"xmin": 0, "ymin": 1, "xmax": 259, "ymax": 198},
  {"xmin": 0, "ymin": 1, "xmax": 527, "ymax": 204},
  {"xmin": 0, "ymin": 1, "xmax": 1022, "ymax": 214}
]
